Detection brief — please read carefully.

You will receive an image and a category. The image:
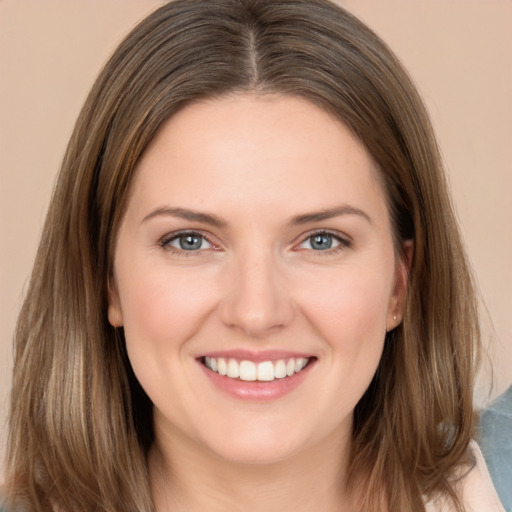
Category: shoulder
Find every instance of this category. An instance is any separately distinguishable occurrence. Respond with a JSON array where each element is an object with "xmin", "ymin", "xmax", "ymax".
[
  {"xmin": 460, "ymin": 441, "xmax": 506, "ymax": 512},
  {"xmin": 479, "ymin": 386, "xmax": 512, "ymax": 510},
  {"xmin": 425, "ymin": 440, "xmax": 506, "ymax": 512}
]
